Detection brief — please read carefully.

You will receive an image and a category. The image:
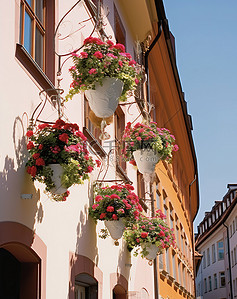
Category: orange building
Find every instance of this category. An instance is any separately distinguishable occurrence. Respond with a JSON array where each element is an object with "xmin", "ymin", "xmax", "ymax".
[{"xmin": 145, "ymin": 2, "xmax": 199, "ymax": 298}]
